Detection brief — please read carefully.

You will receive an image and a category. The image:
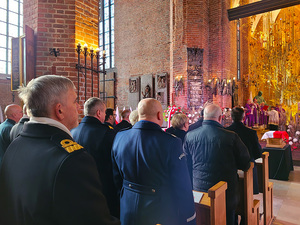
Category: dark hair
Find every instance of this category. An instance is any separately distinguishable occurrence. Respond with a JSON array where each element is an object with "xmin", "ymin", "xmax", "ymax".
[
  {"xmin": 231, "ymin": 107, "xmax": 244, "ymax": 122},
  {"xmin": 105, "ymin": 108, "xmax": 114, "ymax": 121}
]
